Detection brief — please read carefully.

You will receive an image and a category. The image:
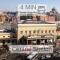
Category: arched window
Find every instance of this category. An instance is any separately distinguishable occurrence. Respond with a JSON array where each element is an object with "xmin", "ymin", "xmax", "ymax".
[
  {"xmin": 45, "ymin": 30, "xmax": 47, "ymax": 33},
  {"xmin": 25, "ymin": 31, "xmax": 27, "ymax": 34}
]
